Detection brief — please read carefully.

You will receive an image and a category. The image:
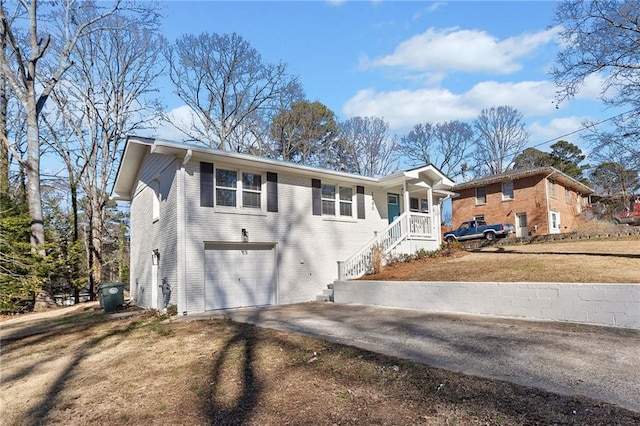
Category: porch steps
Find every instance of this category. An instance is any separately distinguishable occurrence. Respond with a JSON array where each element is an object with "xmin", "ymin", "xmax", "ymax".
[
  {"xmin": 315, "ymin": 283, "xmax": 334, "ymax": 302},
  {"xmin": 337, "ymin": 212, "xmax": 433, "ymax": 281}
]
